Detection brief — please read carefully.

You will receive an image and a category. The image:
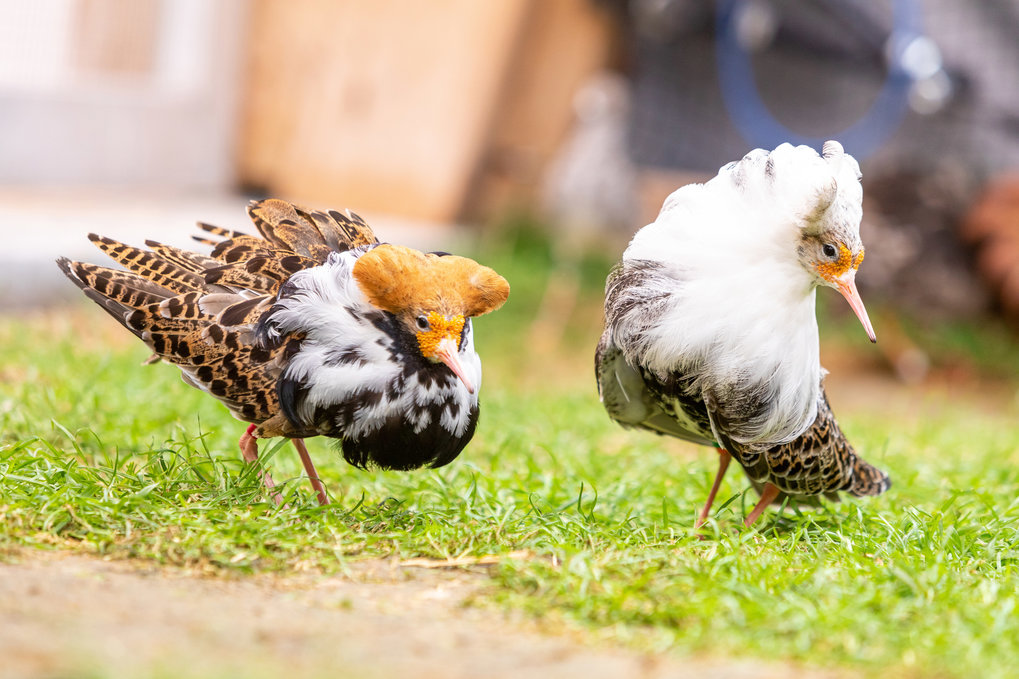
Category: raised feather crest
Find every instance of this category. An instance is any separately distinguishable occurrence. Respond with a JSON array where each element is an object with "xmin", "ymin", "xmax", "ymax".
[{"xmin": 352, "ymin": 244, "xmax": 510, "ymax": 318}]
